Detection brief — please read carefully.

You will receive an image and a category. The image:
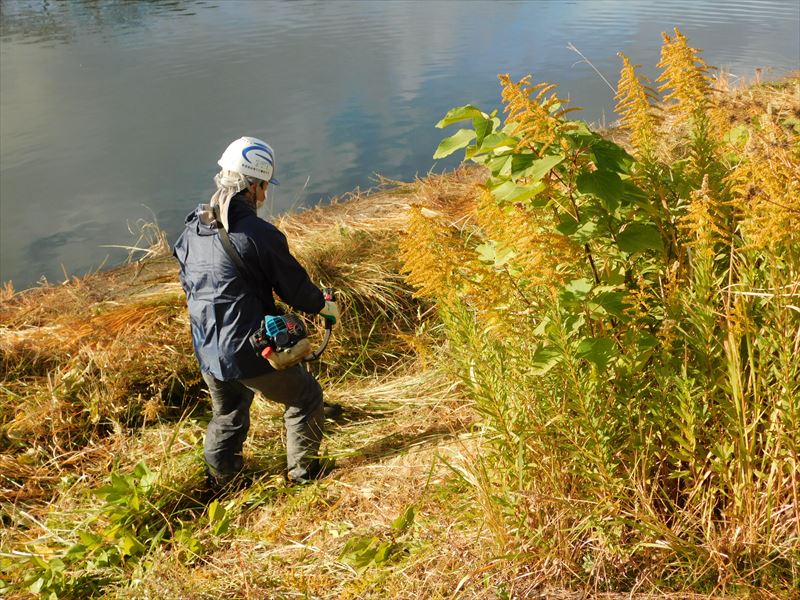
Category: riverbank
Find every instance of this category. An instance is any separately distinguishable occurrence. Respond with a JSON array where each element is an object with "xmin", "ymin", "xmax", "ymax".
[
  {"xmin": 1, "ymin": 167, "xmax": 500, "ymax": 598},
  {"xmin": 1, "ymin": 71, "xmax": 799, "ymax": 598}
]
